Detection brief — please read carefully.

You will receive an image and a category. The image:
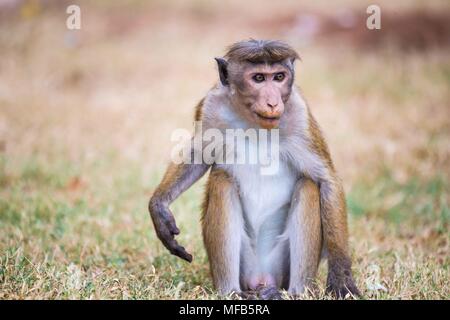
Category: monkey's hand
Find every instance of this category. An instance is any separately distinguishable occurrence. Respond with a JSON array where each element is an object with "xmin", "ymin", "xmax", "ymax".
[
  {"xmin": 326, "ymin": 264, "xmax": 361, "ymax": 299},
  {"xmin": 149, "ymin": 199, "xmax": 193, "ymax": 262}
]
